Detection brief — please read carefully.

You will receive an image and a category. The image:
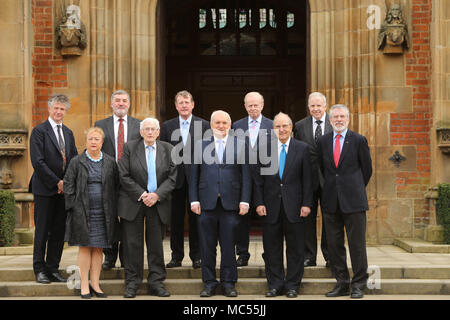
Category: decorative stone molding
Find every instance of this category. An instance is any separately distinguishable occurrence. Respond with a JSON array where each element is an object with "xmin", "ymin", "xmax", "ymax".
[
  {"xmin": 389, "ymin": 150, "xmax": 407, "ymax": 168},
  {"xmin": 378, "ymin": 4, "xmax": 410, "ymax": 54},
  {"xmin": 55, "ymin": 5, "xmax": 87, "ymax": 56},
  {"xmin": 0, "ymin": 130, "xmax": 27, "ymax": 189},
  {"xmin": 437, "ymin": 128, "xmax": 450, "ymax": 155}
]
